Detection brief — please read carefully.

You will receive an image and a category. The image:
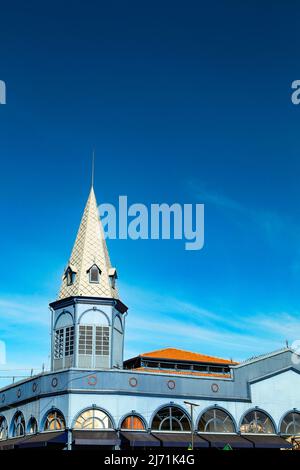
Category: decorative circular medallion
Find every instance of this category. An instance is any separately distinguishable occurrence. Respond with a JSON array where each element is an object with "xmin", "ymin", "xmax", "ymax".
[
  {"xmin": 32, "ymin": 382, "xmax": 38, "ymax": 393},
  {"xmin": 129, "ymin": 377, "xmax": 138, "ymax": 388},
  {"xmin": 211, "ymin": 383, "xmax": 219, "ymax": 393},
  {"xmin": 1, "ymin": 393, "xmax": 5, "ymax": 403},
  {"xmin": 17, "ymin": 388, "xmax": 21, "ymax": 398},
  {"xmin": 167, "ymin": 380, "xmax": 176, "ymax": 390},
  {"xmin": 51, "ymin": 377, "xmax": 58, "ymax": 388},
  {"xmin": 87, "ymin": 375, "xmax": 97, "ymax": 386}
]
